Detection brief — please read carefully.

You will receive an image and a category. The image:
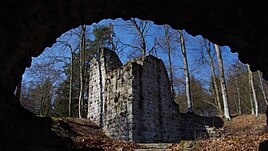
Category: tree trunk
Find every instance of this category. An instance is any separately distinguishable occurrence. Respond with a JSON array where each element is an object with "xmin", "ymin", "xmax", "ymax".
[
  {"xmin": 205, "ymin": 40, "xmax": 223, "ymax": 116},
  {"xmin": 178, "ymin": 30, "xmax": 193, "ymax": 113},
  {"xmin": 130, "ymin": 18, "xmax": 147, "ymax": 56},
  {"xmin": 68, "ymin": 53, "xmax": 74, "ymax": 117},
  {"xmin": 109, "ymin": 25, "xmax": 115, "ymax": 51},
  {"xmin": 257, "ymin": 70, "xmax": 268, "ymax": 105},
  {"xmin": 164, "ymin": 25, "xmax": 174, "ymax": 96},
  {"xmin": 248, "ymin": 88, "xmax": 255, "ymax": 115},
  {"xmin": 45, "ymin": 94, "xmax": 51, "ymax": 117},
  {"xmin": 234, "ymin": 77, "xmax": 242, "ymax": 115},
  {"xmin": 214, "ymin": 44, "xmax": 231, "ymax": 120},
  {"xmin": 78, "ymin": 25, "xmax": 86, "ymax": 118},
  {"xmin": 247, "ymin": 64, "xmax": 259, "ymax": 117},
  {"xmin": 39, "ymin": 94, "xmax": 44, "ymax": 116},
  {"xmin": 98, "ymin": 49, "xmax": 104, "ymax": 128}
]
